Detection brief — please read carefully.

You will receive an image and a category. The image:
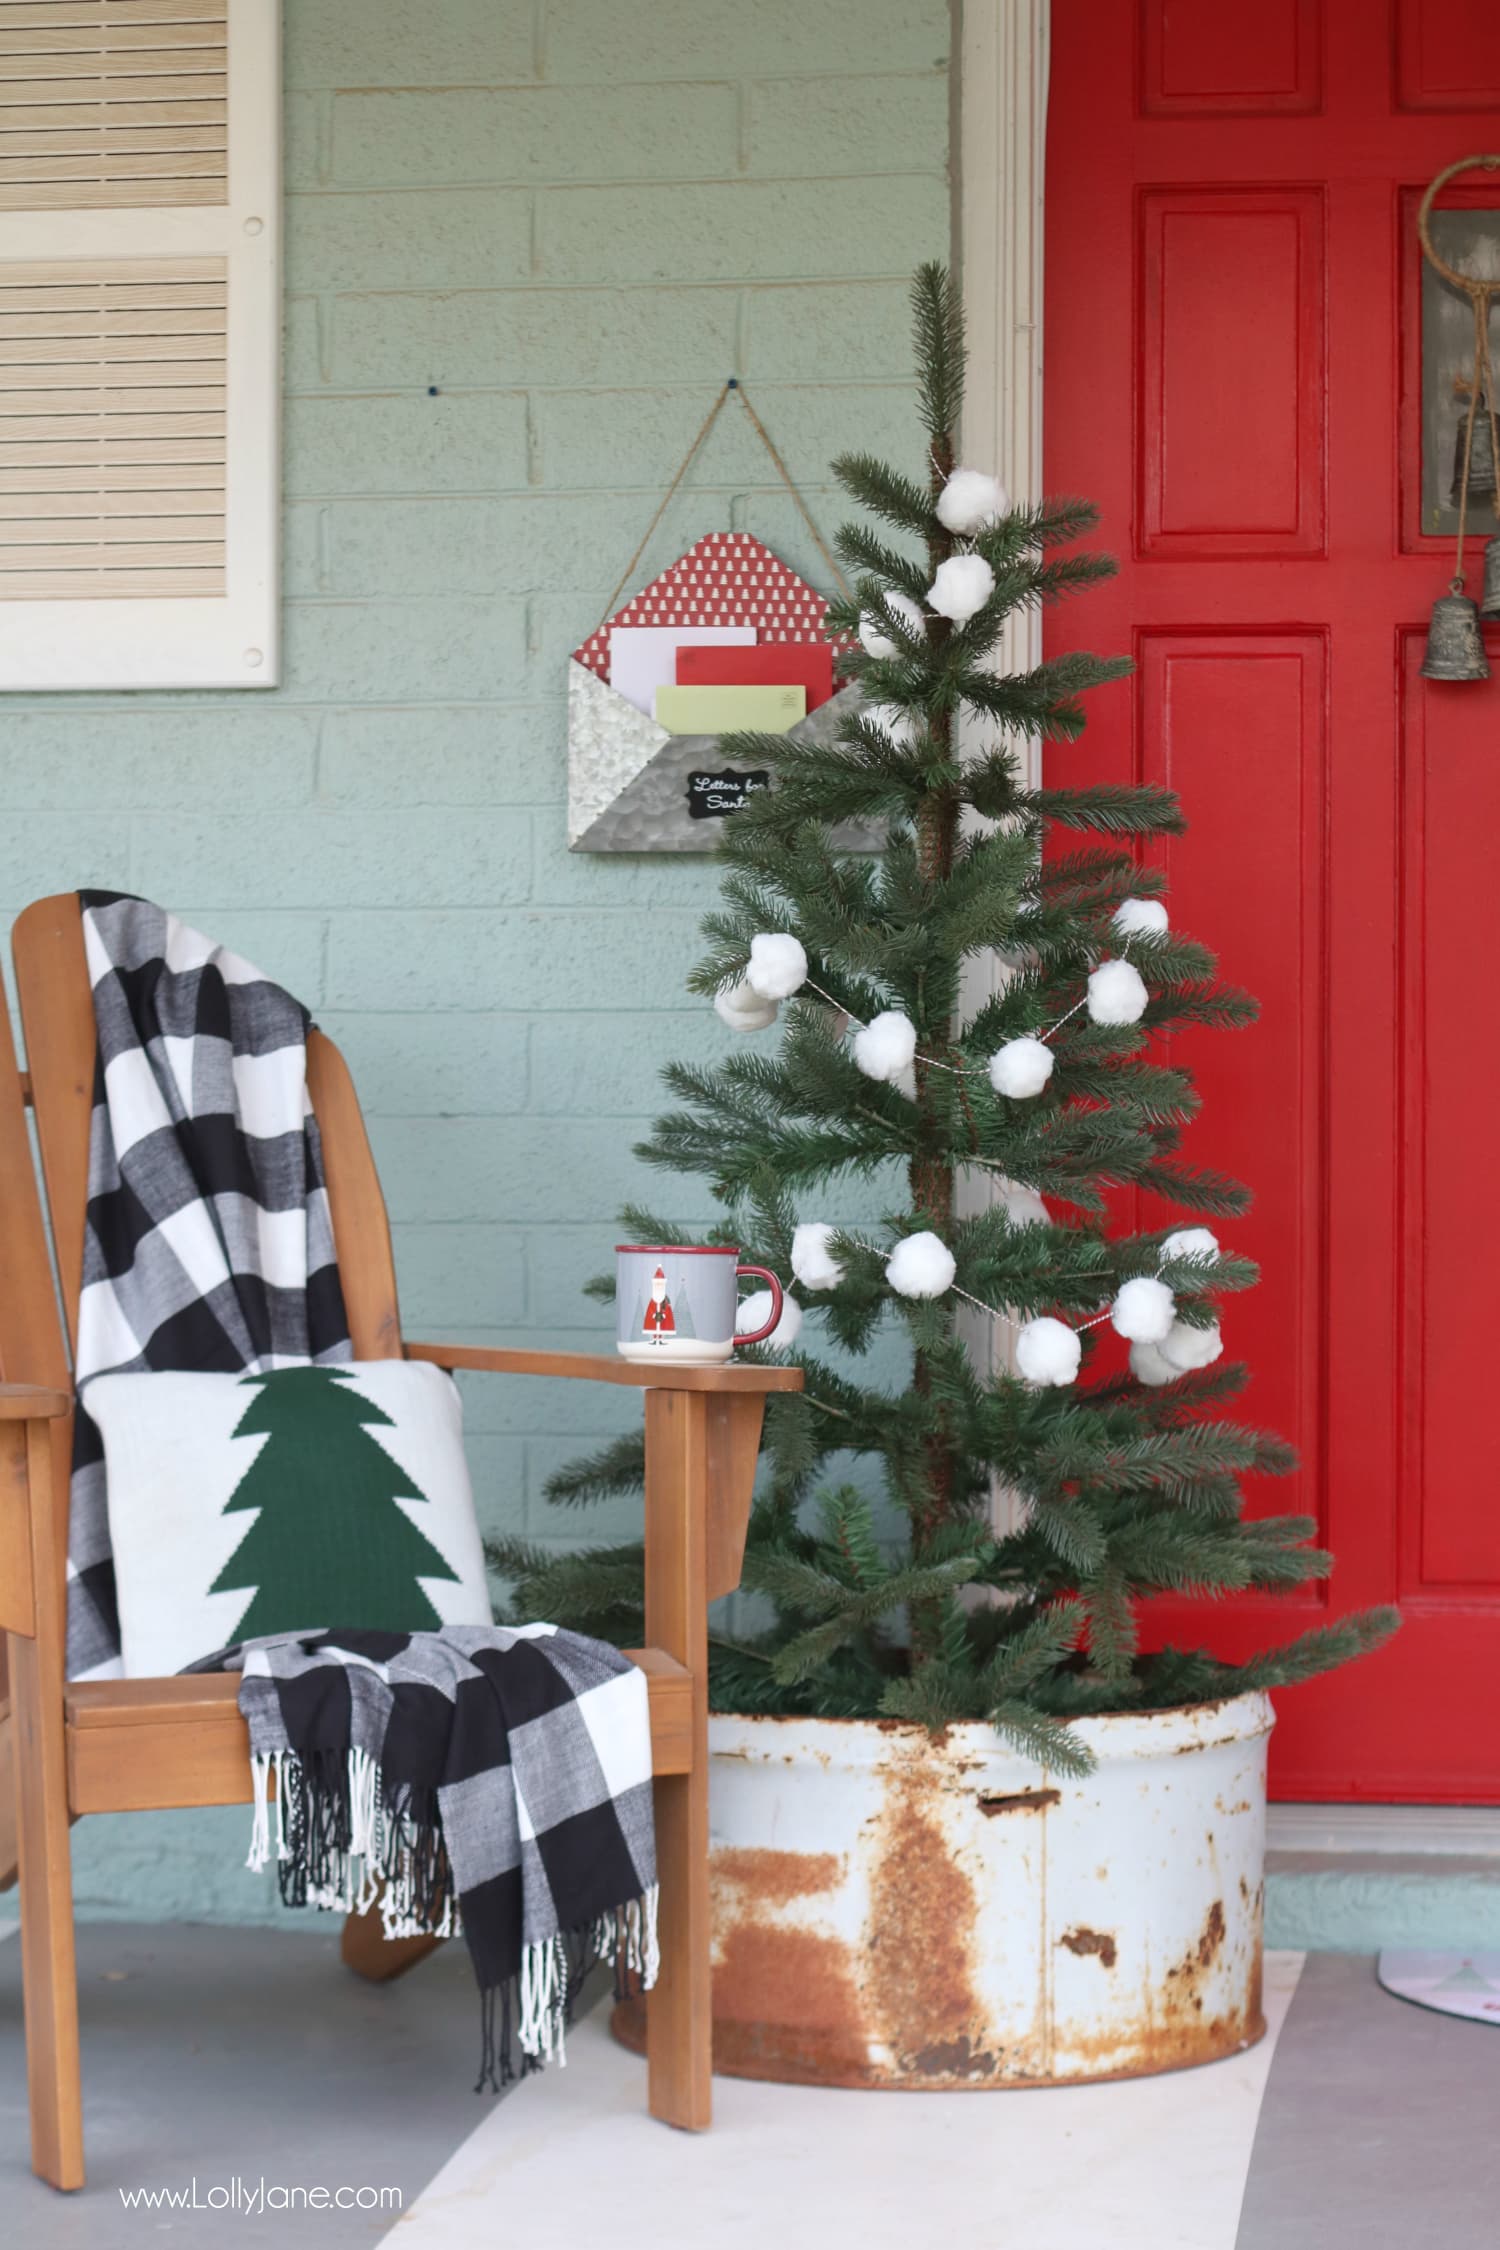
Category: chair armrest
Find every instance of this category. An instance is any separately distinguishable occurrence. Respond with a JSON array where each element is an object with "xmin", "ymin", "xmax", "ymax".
[
  {"xmin": 404, "ymin": 1341, "xmax": 802, "ymax": 1394},
  {"xmin": 0, "ymin": 1382, "xmax": 69, "ymax": 1419}
]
